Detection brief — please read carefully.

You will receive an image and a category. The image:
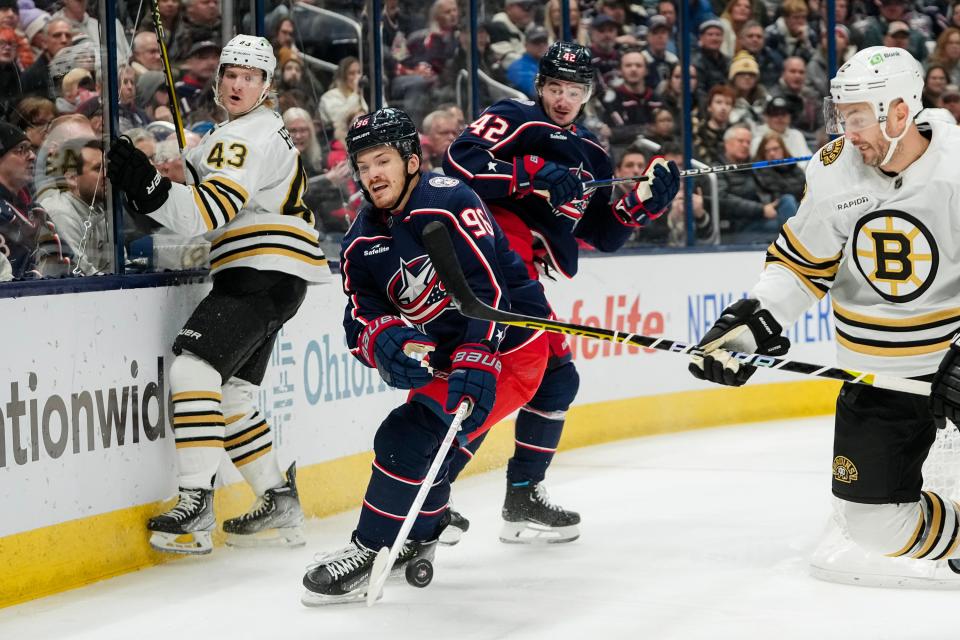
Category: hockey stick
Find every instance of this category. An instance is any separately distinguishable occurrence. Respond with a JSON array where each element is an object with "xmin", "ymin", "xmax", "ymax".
[
  {"xmin": 421, "ymin": 222, "xmax": 931, "ymax": 397},
  {"xmin": 584, "ymin": 155, "xmax": 812, "ymax": 189},
  {"xmin": 365, "ymin": 400, "xmax": 471, "ymax": 607},
  {"xmin": 150, "ymin": 0, "xmax": 186, "ymax": 151}
]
